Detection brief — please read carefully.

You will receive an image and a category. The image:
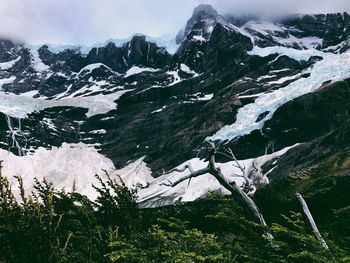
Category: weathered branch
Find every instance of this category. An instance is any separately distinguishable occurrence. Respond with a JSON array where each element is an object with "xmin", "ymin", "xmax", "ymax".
[
  {"xmin": 226, "ymin": 149, "xmax": 246, "ymax": 174},
  {"xmin": 160, "ymin": 166, "xmax": 210, "ymax": 187},
  {"xmin": 295, "ymin": 193, "xmax": 329, "ymax": 250},
  {"xmin": 162, "ymin": 149, "xmax": 273, "ymax": 238},
  {"xmin": 162, "ymin": 164, "xmax": 195, "ymax": 175}
]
